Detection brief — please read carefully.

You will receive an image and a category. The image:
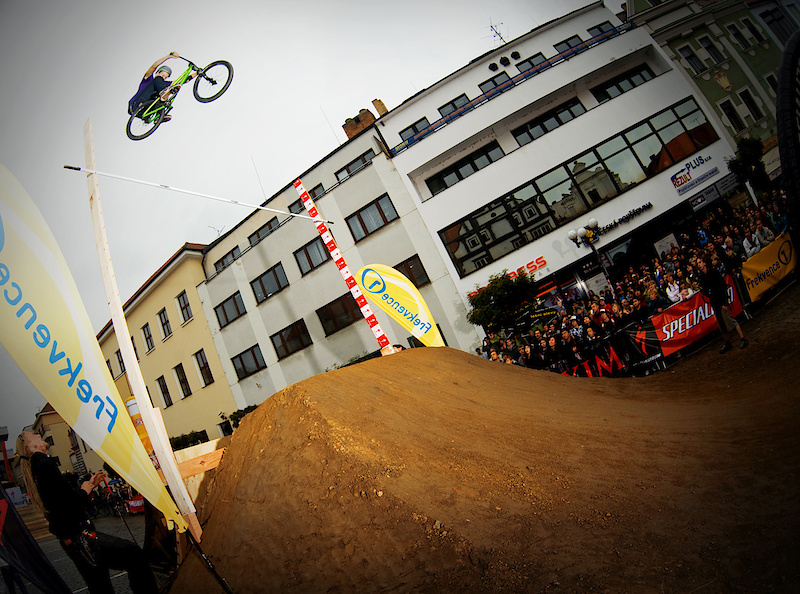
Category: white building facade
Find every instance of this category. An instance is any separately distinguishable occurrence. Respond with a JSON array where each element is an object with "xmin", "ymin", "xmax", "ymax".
[
  {"xmin": 193, "ymin": 1, "xmax": 747, "ymax": 408},
  {"xmin": 377, "ymin": 2, "xmax": 738, "ymax": 304},
  {"xmin": 197, "ymin": 132, "xmax": 481, "ymax": 409}
]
